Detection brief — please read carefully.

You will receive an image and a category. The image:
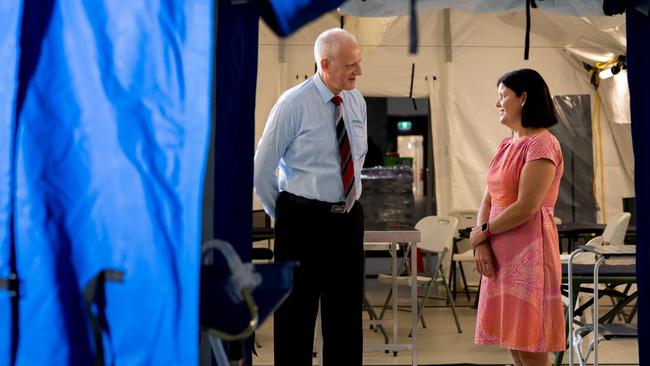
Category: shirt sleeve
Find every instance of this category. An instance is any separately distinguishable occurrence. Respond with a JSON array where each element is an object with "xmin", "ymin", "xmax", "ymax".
[
  {"xmin": 350, "ymin": 91, "xmax": 367, "ymax": 200},
  {"xmin": 358, "ymin": 94, "xmax": 368, "ymax": 159},
  {"xmin": 525, "ymin": 133, "xmax": 562, "ymax": 167},
  {"xmin": 253, "ymin": 98, "xmax": 296, "ymax": 220}
]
